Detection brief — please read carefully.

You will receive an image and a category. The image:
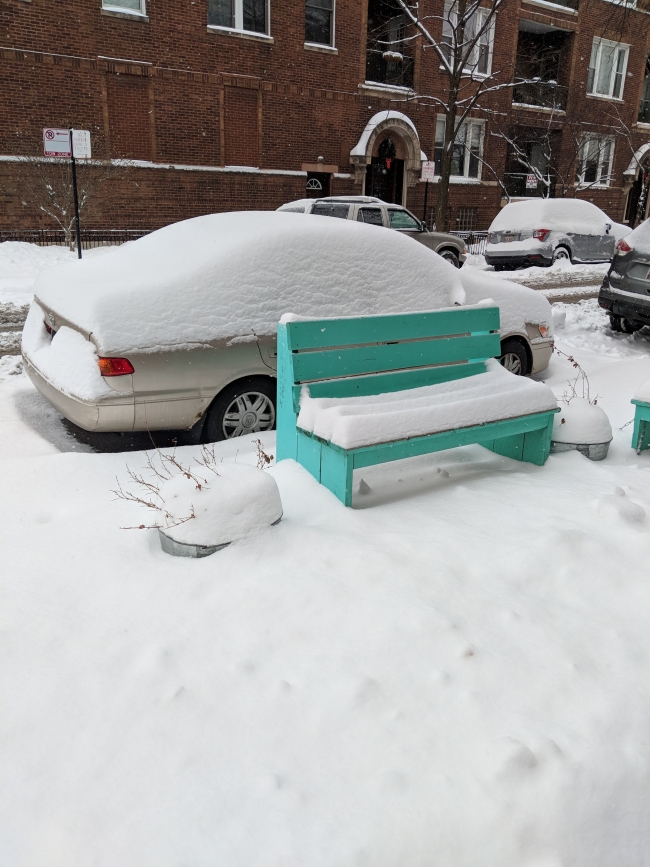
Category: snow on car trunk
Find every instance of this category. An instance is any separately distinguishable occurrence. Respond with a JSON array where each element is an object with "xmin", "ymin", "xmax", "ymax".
[
  {"xmin": 31, "ymin": 212, "xmax": 466, "ymax": 356},
  {"xmin": 488, "ymin": 198, "xmax": 627, "ymax": 238},
  {"xmin": 459, "ymin": 267, "xmax": 553, "ymax": 336}
]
